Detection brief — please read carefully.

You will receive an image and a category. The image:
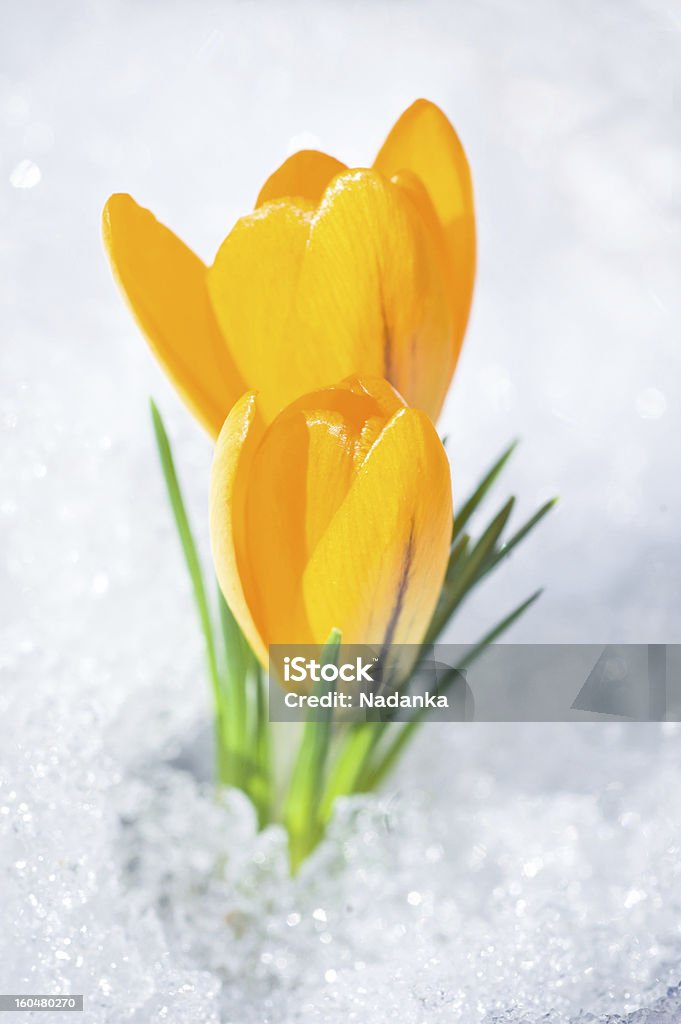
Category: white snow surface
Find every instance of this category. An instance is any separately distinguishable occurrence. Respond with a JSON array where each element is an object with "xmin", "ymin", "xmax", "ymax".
[{"xmin": 2, "ymin": 1, "xmax": 681, "ymax": 1021}]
